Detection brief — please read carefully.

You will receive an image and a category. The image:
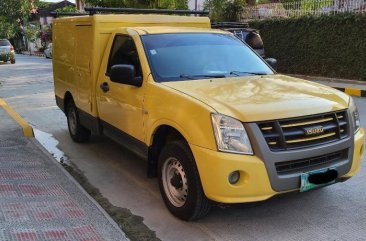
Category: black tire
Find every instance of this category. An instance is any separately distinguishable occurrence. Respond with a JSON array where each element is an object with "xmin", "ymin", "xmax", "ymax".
[
  {"xmin": 66, "ymin": 99, "xmax": 91, "ymax": 142},
  {"xmin": 10, "ymin": 59, "xmax": 15, "ymax": 64},
  {"xmin": 158, "ymin": 140, "xmax": 211, "ymax": 221}
]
